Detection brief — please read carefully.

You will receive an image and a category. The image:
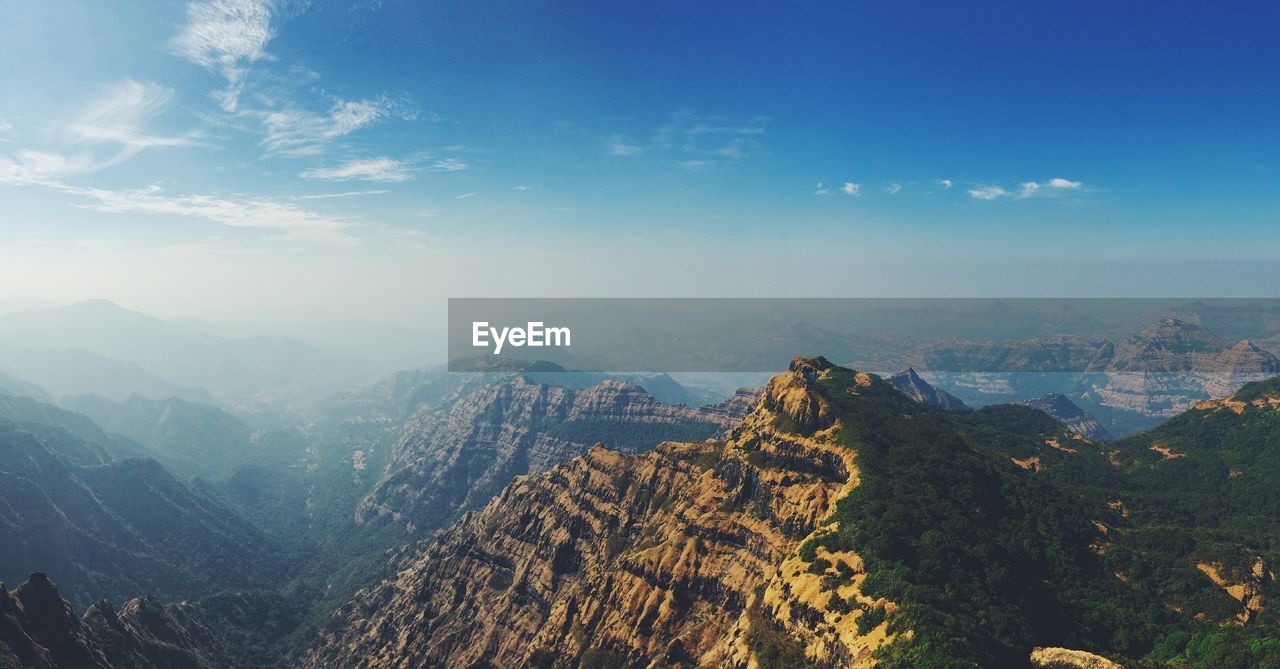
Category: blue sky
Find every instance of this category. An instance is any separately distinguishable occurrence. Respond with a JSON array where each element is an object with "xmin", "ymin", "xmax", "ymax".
[{"xmin": 0, "ymin": 1, "xmax": 1277, "ymax": 326}]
